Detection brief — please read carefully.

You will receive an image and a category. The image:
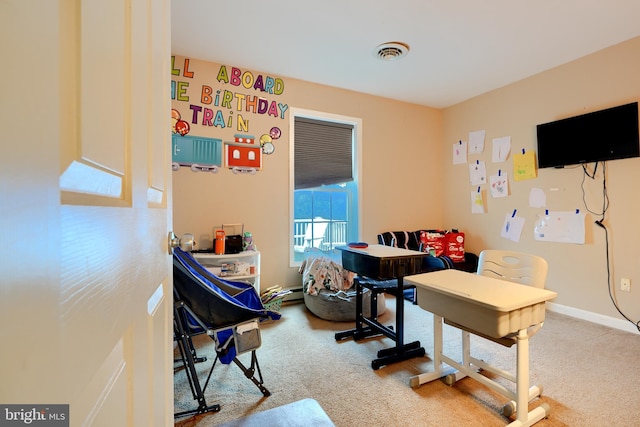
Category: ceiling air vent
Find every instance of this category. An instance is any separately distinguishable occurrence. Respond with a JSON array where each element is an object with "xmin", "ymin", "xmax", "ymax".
[{"xmin": 374, "ymin": 42, "xmax": 410, "ymax": 61}]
